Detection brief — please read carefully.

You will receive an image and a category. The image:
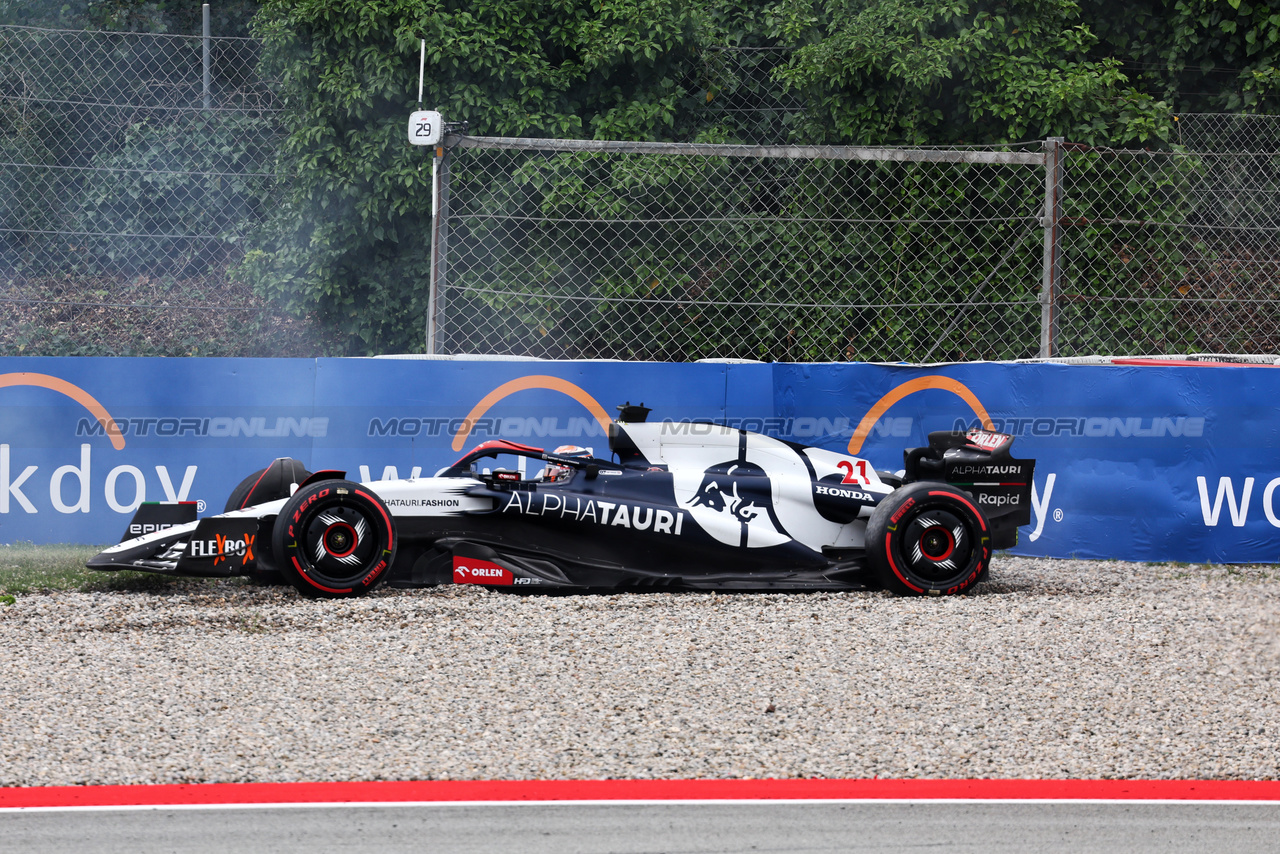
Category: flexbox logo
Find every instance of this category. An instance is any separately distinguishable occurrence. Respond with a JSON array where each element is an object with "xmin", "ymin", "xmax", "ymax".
[{"xmin": 188, "ymin": 533, "xmax": 255, "ymax": 566}]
